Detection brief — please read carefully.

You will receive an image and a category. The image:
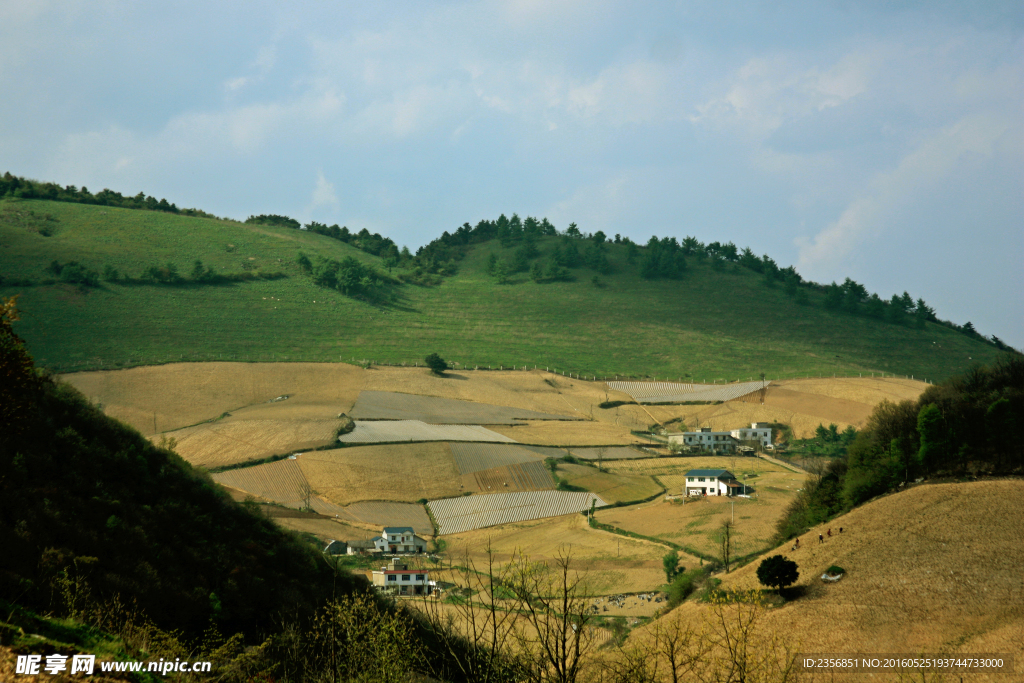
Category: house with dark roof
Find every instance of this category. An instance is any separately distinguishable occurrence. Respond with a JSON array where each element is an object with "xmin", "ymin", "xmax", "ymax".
[
  {"xmin": 373, "ymin": 527, "xmax": 428, "ymax": 553},
  {"xmin": 684, "ymin": 469, "xmax": 743, "ymax": 497}
]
